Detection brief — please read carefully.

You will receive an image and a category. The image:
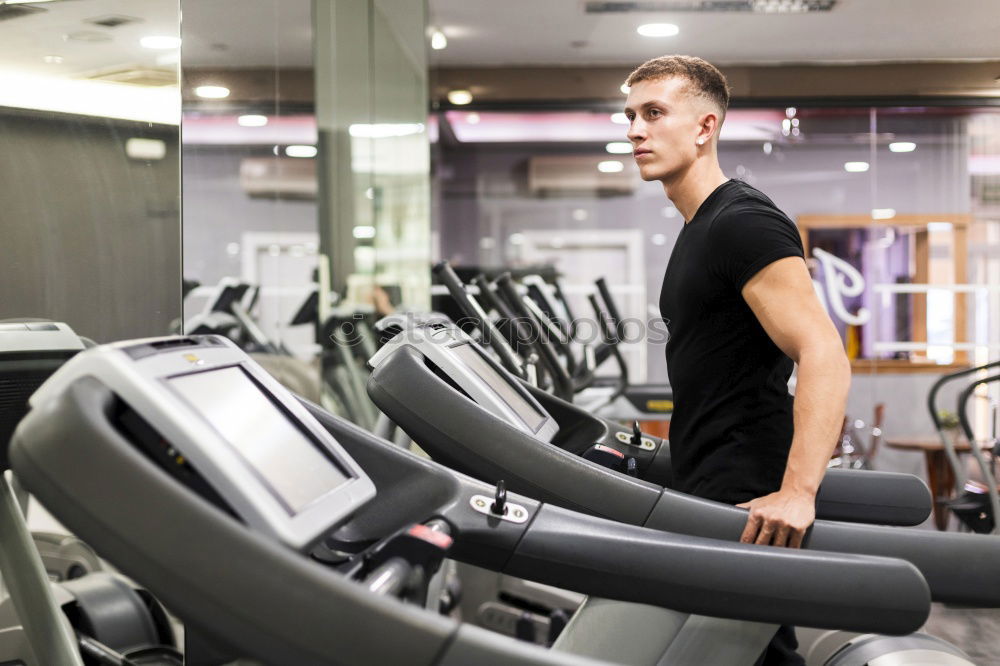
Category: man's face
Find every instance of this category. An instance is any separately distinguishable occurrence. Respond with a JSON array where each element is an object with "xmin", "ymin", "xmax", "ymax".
[{"xmin": 624, "ymin": 77, "xmax": 710, "ymax": 183}]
